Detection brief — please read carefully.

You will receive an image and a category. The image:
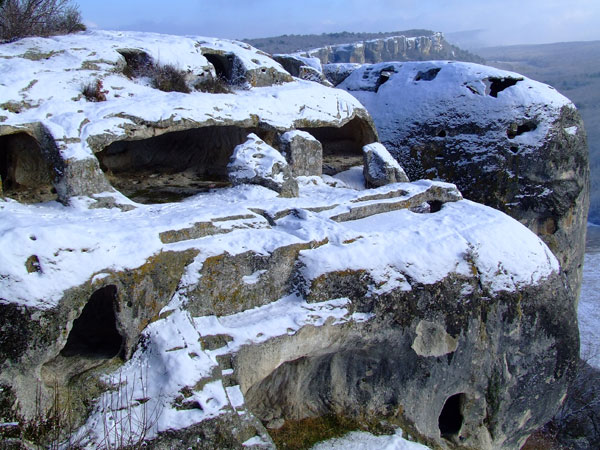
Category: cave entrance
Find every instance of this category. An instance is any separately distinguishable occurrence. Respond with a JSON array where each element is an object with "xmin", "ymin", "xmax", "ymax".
[
  {"xmin": 204, "ymin": 53, "xmax": 244, "ymax": 85},
  {"xmin": 438, "ymin": 393, "xmax": 465, "ymax": 438},
  {"xmin": 97, "ymin": 126, "xmax": 270, "ymax": 204},
  {"xmin": 0, "ymin": 132, "xmax": 57, "ymax": 203},
  {"xmin": 300, "ymin": 117, "xmax": 377, "ymax": 175},
  {"xmin": 60, "ymin": 285, "xmax": 123, "ymax": 359}
]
